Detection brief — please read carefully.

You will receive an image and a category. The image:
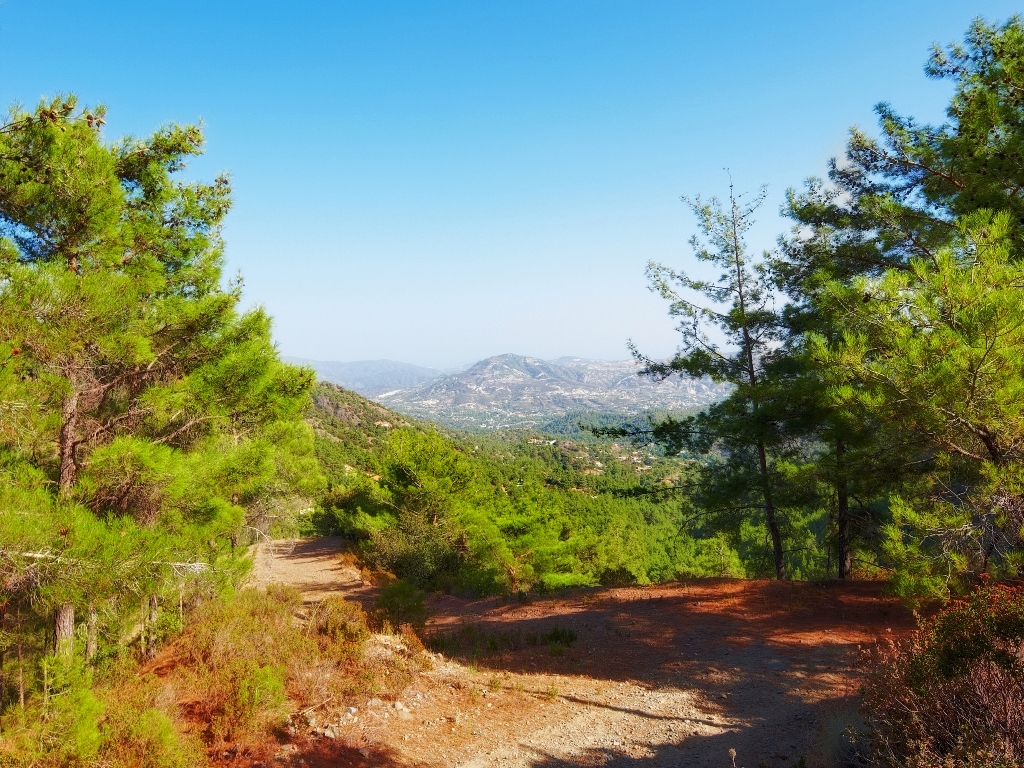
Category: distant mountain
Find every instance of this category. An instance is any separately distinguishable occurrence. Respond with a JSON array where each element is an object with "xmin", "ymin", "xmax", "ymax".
[
  {"xmin": 377, "ymin": 354, "xmax": 730, "ymax": 429},
  {"xmin": 285, "ymin": 358, "xmax": 442, "ymax": 397}
]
